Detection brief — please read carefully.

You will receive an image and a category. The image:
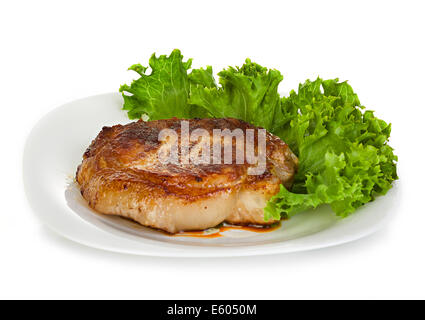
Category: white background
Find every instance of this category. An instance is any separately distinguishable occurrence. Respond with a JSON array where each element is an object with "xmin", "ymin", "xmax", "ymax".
[{"xmin": 1, "ymin": 0, "xmax": 424, "ymax": 299}]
